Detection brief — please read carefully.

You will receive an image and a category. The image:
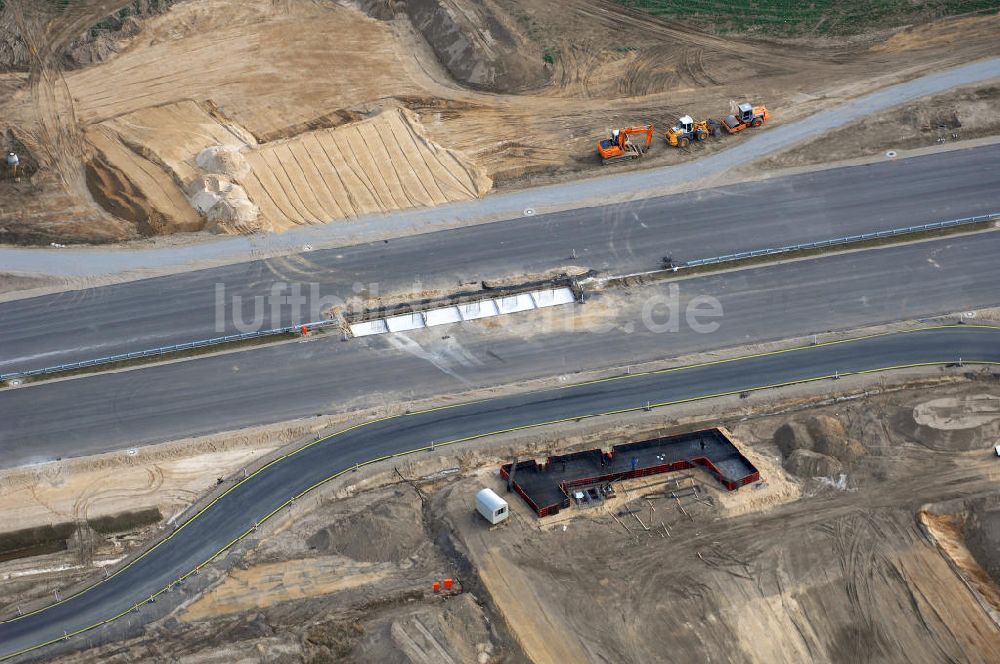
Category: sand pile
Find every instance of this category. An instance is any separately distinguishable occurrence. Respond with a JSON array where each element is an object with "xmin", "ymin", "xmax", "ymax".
[
  {"xmin": 773, "ymin": 414, "xmax": 864, "ymax": 477},
  {"xmin": 186, "ymin": 175, "xmax": 260, "ymax": 233},
  {"xmin": 196, "ymin": 145, "xmax": 251, "ymax": 179},
  {"xmin": 784, "ymin": 449, "xmax": 843, "ymax": 477},
  {"xmin": 306, "ymin": 488, "xmax": 426, "ymax": 563}
]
